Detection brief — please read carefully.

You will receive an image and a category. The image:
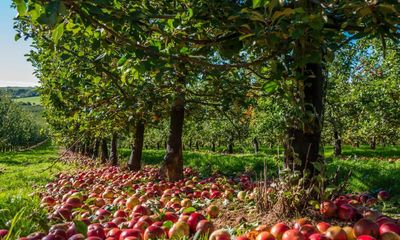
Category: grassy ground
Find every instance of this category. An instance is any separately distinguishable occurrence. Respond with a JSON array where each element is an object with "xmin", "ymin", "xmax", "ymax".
[
  {"xmin": 121, "ymin": 145, "xmax": 400, "ymax": 200},
  {"xmin": 0, "ymin": 144, "xmax": 72, "ymax": 237},
  {"xmin": 0, "ymin": 143, "xmax": 398, "ymax": 236},
  {"xmin": 14, "ymin": 96, "xmax": 42, "ymax": 105}
]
